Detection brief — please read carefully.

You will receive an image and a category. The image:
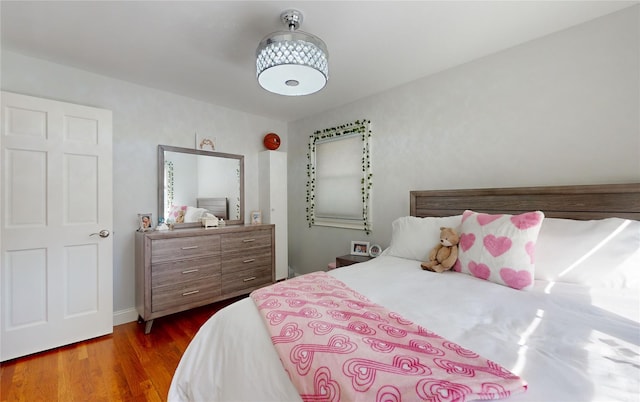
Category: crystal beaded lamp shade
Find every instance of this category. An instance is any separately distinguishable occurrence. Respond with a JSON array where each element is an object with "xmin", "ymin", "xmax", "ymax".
[{"xmin": 256, "ymin": 10, "xmax": 329, "ymax": 96}]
